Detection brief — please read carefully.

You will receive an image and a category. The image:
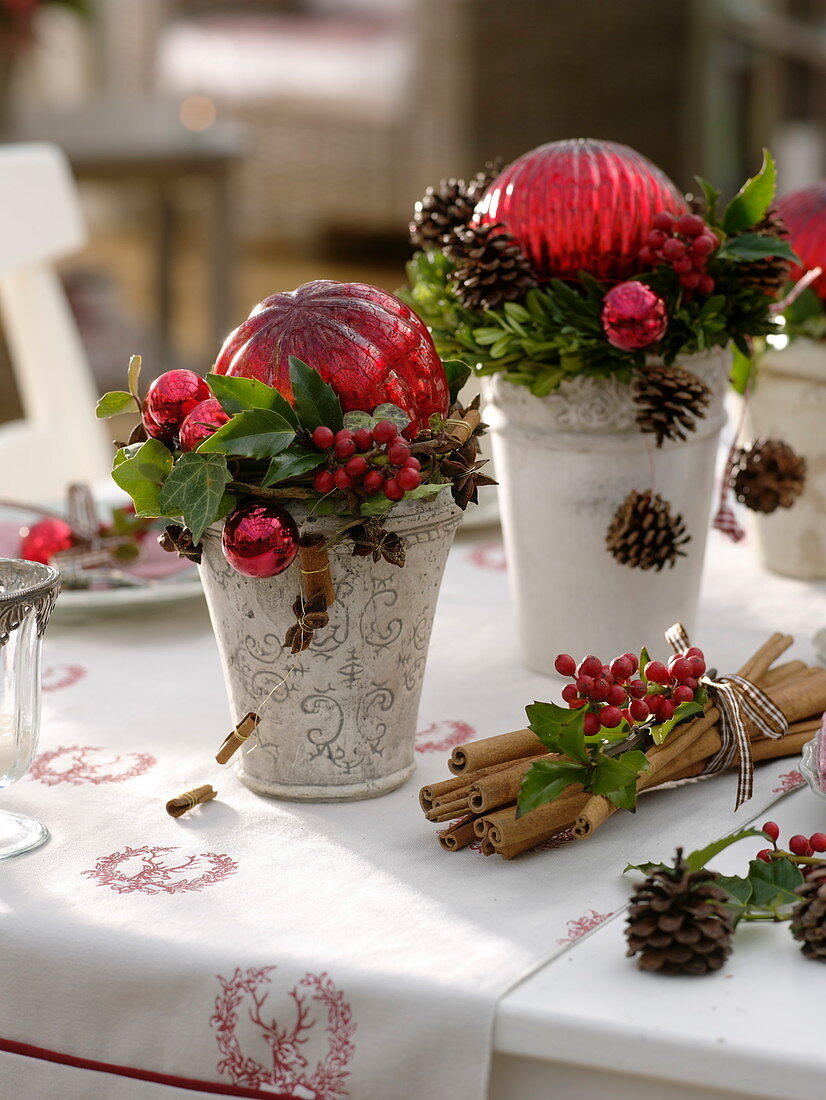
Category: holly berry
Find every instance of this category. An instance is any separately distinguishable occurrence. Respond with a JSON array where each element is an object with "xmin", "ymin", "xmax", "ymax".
[
  {"xmin": 809, "ymin": 833, "xmax": 826, "ymax": 852},
  {"xmin": 404, "ymin": 455, "xmax": 421, "ymax": 472},
  {"xmin": 333, "ymin": 469, "xmax": 354, "ymax": 490},
  {"xmin": 312, "ymin": 426, "xmax": 335, "ymax": 450},
  {"xmin": 610, "ymin": 655, "xmax": 634, "ymax": 681},
  {"xmin": 600, "ymin": 705, "xmax": 623, "ymax": 728},
  {"xmin": 578, "ymin": 655, "xmax": 603, "ymax": 678},
  {"xmin": 20, "ymin": 518, "xmax": 75, "ymax": 564},
  {"xmin": 561, "ymin": 683, "xmax": 579, "ymax": 704},
  {"xmin": 789, "ymin": 835, "xmax": 813, "ymax": 857},
  {"xmin": 145, "ymin": 370, "xmax": 210, "ymax": 432},
  {"xmin": 658, "ymin": 698, "xmax": 676, "ymax": 721},
  {"xmin": 221, "ymin": 501, "xmax": 299, "ymax": 578},
  {"xmin": 653, "ymin": 212, "xmax": 676, "ymax": 232},
  {"xmin": 384, "ymin": 478, "xmax": 404, "ymax": 502},
  {"xmin": 313, "ymin": 470, "xmax": 334, "ymax": 493},
  {"xmin": 644, "ymin": 660, "xmax": 670, "ymax": 685},
  {"xmin": 373, "ymin": 420, "xmax": 398, "ymax": 444},
  {"xmin": 673, "ymin": 685, "xmax": 695, "ymax": 704},
  {"xmin": 583, "ymin": 712, "xmax": 601, "ymax": 736},
  {"xmin": 334, "ymin": 430, "xmax": 356, "ymax": 459},
  {"xmin": 638, "ymin": 212, "xmax": 718, "ymax": 296},
  {"xmin": 352, "ymin": 428, "xmax": 373, "ymax": 452},
  {"xmin": 627, "ymin": 679, "xmax": 647, "ymax": 699},
  {"xmin": 591, "ymin": 678, "xmax": 611, "ymax": 702},
  {"xmin": 576, "ymin": 675, "xmax": 594, "ymax": 695},
  {"xmin": 396, "ymin": 466, "xmax": 422, "ymax": 492},
  {"xmin": 387, "ymin": 440, "xmax": 411, "ymax": 465},
  {"xmin": 756, "ymin": 849, "xmax": 774, "ymax": 863},
  {"xmin": 688, "ymin": 655, "xmax": 706, "ymax": 677},
  {"xmin": 629, "ymin": 698, "xmax": 650, "ymax": 723},
  {"xmin": 555, "ymin": 653, "xmax": 577, "ymax": 677},
  {"xmin": 668, "ymin": 657, "xmax": 693, "ymax": 682},
  {"xmin": 607, "ymin": 685, "xmax": 628, "ymax": 707},
  {"xmin": 676, "ymin": 213, "xmax": 706, "ymax": 237},
  {"xmin": 645, "ymin": 693, "xmax": 663, "ymax": 717},
  {"xmin": 762, "ymin": 820, "xmax": 780, "ymax": 843},
  {"xmin": 345, "ymin": 456, "xmax": 368, "ymax": 478}
]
